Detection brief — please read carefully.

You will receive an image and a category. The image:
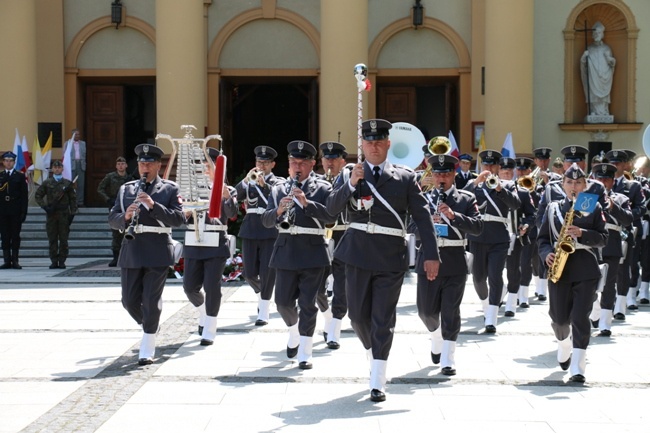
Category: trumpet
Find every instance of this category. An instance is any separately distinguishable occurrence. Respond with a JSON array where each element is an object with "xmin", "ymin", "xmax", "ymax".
[
  {"xmin": 246, "ymin": 168, "xmax": 264, "ymax": 185},
  {"xmin": 325, "ymin": 168, "xmax": 333, "ymax": 183},
  {"xmin": 124, "ymin": 175, "xmax": 148, "ymax": 240},
  {"xmin": 517, "ymin": 166, "xmax": 541, "ymax": 192},
  {"xmin": 279, "ymin": 174, "xmax": 301, "ymax": 230},
  {"xmin": 485, "ymin": 174, "xmax": 500, "ymax": 189}
]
